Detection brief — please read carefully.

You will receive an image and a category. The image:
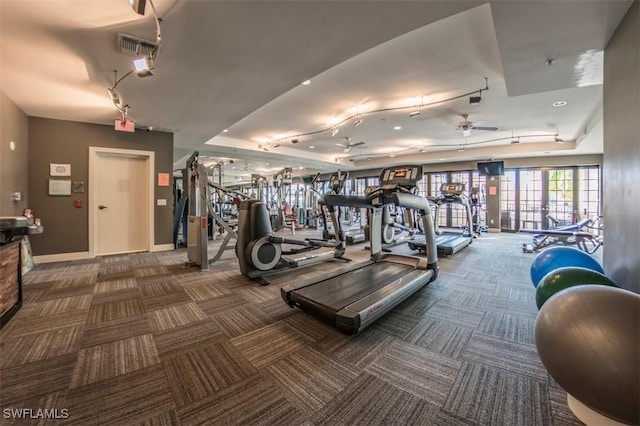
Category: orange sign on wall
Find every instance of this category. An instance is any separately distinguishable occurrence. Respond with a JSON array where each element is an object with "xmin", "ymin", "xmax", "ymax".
[
  {"xmin": 157, "ymin": 173, "xmax": 170, "ymax": 187},
  {"xmin": 489, "ymin": 186, "xmax": 497, "ymax": 195}
]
